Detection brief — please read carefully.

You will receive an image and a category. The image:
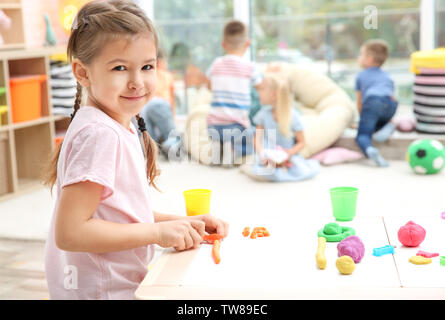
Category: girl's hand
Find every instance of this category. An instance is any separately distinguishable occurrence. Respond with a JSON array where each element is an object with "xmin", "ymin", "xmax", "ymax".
[
  {"xmin": 186, "ymin": 214, "xmax": 229, "ymax": 238},
  {"xmin": 155, "ymin": 220, "xmax": 205, "ymax": 251}
]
